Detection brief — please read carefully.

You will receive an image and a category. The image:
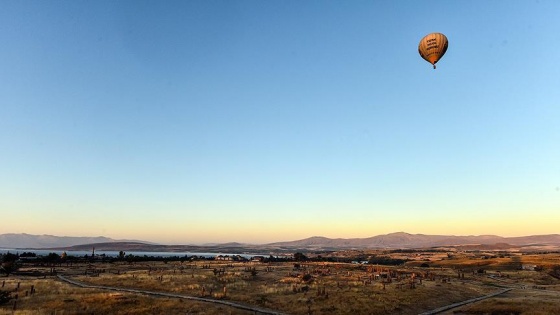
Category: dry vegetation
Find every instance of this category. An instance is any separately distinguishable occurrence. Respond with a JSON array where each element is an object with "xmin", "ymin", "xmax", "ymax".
[
  {"xmin": 2, "ymin": 251, "xmax": 560, "ymax": 314},
  {"xmin": 0, "ymin": 276, "xmax": 252, "ymax": 315},
  {"xmin": 444, "ymin": 289, "xmax": 560, "ymax": 315}
]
